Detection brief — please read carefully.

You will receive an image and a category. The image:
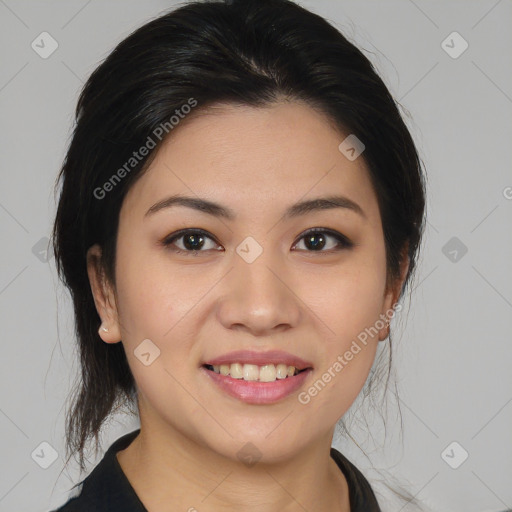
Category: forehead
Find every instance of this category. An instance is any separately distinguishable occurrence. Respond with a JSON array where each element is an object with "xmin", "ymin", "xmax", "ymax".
[{"xmin": 120, "ymin": 101, "xmax": 379, "ymax": 224}]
